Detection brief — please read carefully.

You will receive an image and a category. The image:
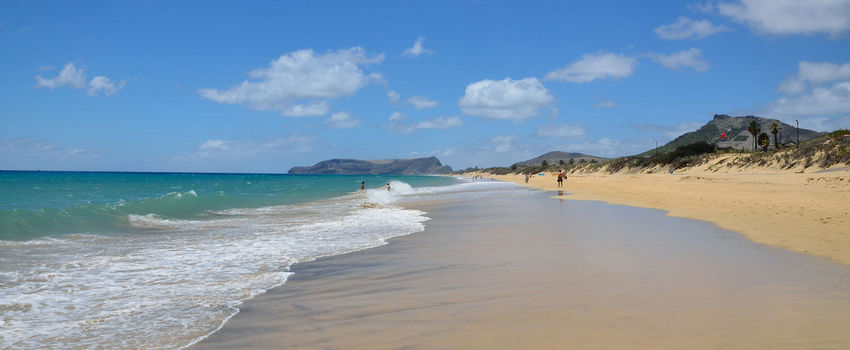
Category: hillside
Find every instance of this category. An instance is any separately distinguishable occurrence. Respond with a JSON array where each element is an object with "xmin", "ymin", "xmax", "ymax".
[
  {"xmin": 643, "ymin": 115, "xmax": 822, "ymax": 156},
  {"xmin": 288, "ymin": 156, "xmax": 453, "ymax": 175},
  {"xmin": 513, "ymin": 151, "xmax": 607, "ymax": 166},
  {"xmin": 583, "ymin": 130, "xmax": 850, "ymax": 174}
]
